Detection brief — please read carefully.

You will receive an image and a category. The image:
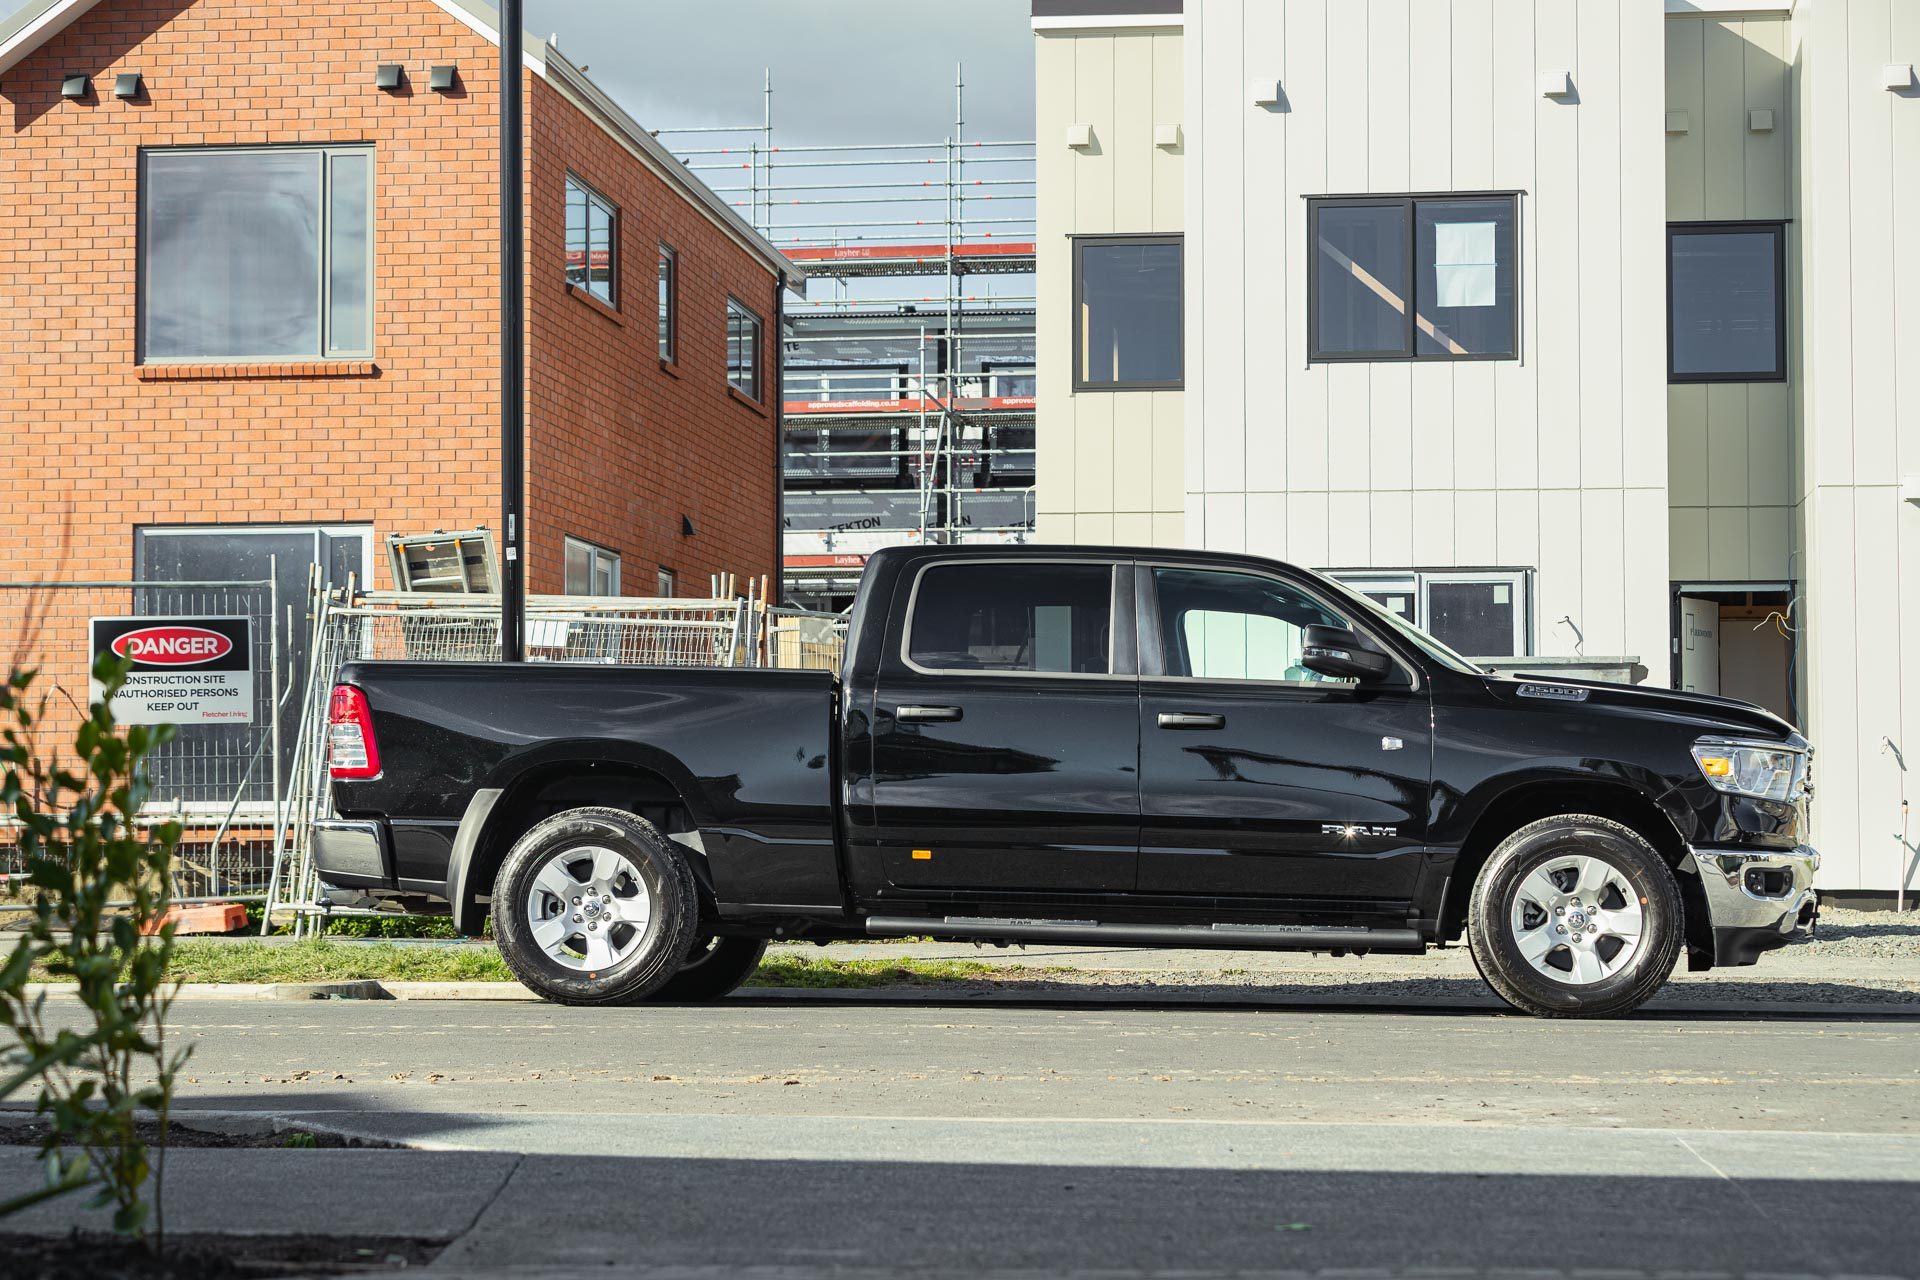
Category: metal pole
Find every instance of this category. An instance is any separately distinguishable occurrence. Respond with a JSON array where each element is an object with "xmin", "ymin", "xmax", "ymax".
[
  {"xmin": 267, "ymin": 557, "xmax": 281, "ymax": 906},
  {"xmin": 500, "ymin": 0, "xmax": 527, "ymax": 663},
  {"xmin": 762, "ymin": 67, "xmax": 773, "ymax": 235}
]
